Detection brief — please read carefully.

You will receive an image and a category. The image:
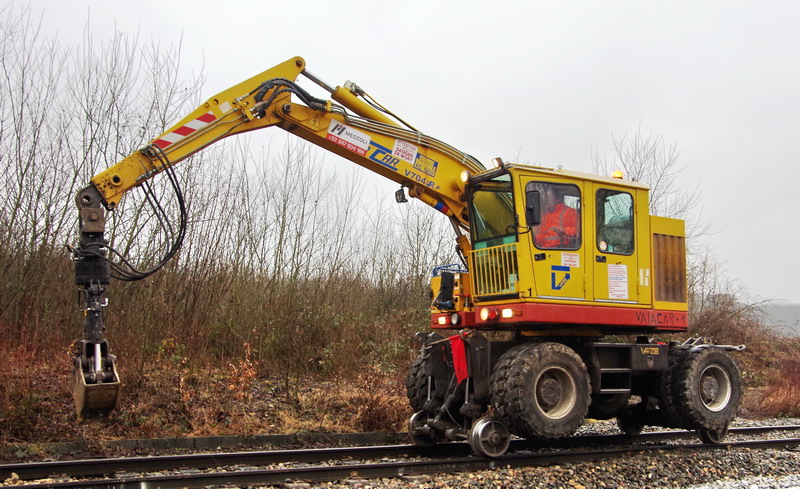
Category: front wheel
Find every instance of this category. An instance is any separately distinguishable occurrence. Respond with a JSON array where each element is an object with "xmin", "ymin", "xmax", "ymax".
[
  {"xmin": 492, "ymin": 342, "xmax": 590, "ymax": 439},
  {"xmin": 406, "ymin": 353, "xmax": 431, "ymax": 412}
]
